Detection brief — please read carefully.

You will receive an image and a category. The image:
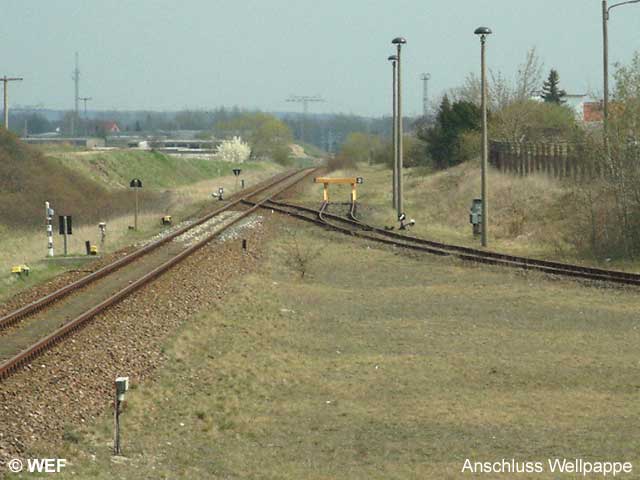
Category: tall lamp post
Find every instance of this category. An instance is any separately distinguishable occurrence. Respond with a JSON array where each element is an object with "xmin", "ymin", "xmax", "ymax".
[
  {"xmin": 388, "ymin": 55, "xmax": 398, "ymax": 210},
  {"xmin": 602, "ymin": 0, "xmax": 640, "ymax": 137},
  {"xmin": 474, "ymin": 26, "xmax": 492, "ymax": 247},
  {"xmin": 392, "ymin": 37, "xmax": 407, "ymax": 223}
]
